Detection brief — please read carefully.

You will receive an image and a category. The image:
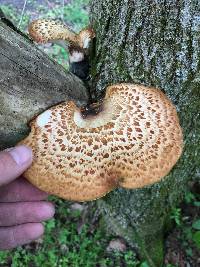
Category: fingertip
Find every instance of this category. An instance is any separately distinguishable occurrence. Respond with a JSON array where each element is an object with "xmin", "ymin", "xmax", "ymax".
[
  {"xmin": 37, "ymin": 202, "xmax": 55, "ymax": 221},
  {"xmin": 0, "ymin": 223, "xmax": 45, "ymax": 250},
  {"xmin": 45, "ymin": 202, "xmax": 55, "ymax": 219},
  {"xmin": 26, "ymin": 223, "xmax": 44, "ymax": 240}
]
